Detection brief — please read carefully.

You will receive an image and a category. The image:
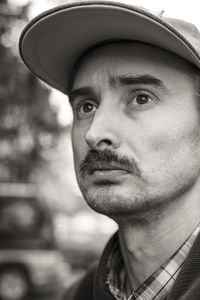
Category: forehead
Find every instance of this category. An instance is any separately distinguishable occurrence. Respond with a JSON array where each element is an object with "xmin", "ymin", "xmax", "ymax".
[{"xmin": 72, "ymin": 42, "xmax": 196, "ymax": 90}]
